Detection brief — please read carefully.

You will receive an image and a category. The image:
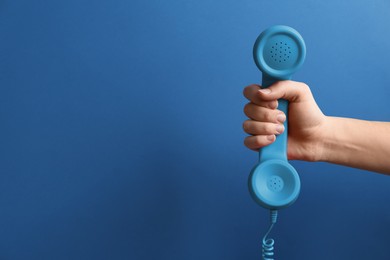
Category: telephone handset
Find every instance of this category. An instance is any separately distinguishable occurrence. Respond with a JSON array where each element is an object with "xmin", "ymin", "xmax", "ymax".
[{"xmin": 248, "ymin": 25, "xmax": 306, "ymax": 259}]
